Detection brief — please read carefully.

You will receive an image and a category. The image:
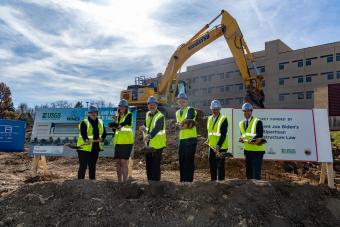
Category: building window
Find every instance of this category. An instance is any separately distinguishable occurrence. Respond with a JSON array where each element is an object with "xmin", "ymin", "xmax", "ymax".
[
  {"xmin": 208, "ymin": 87, "xmax": 213, "ymax": 94},
  {"xmin": 305, "ymin": 57, "xmax": 317, "ymax": 66},
  {"xmin": 218, "ymin": 73, "xmax": 224, "ymax": 80},
  {"xmin": 262, "ymin": 80, "xmax": 265, "ymax": 87},
  {"xmin": 321, "ymin": 54, "xmax": 334, "ymax": 63},
  {"xmin": 337, "ymin": 71, "xmax": 340, "ymax": 79},
  {"xmin": 336, "ymin": 53, "xmax": 340, "ymax": 61},
  {"xmin": 279, "ymin": 93, "xmax": 289, "ymax": 101},
  {"xmin": 279, "ymin": 77, "xmax": 289, "ymax": 85},
  {"xmin": 293, "ymin": 75, "xmax": 304, "ymax": 84},
  {"xmin": 279, "ymin": 78, "xmax": 284, "ymax": 85},
  {"xmin": 258, "ymin": 66, "xmax": 265, "ymax": 73},
  {"xmin": 208, "ymin": 74, "xmax": 214, "ymax": 81},
  {"xmin": 322, "ymin": 72, "xmax": 334, "ymax": 80},
  {"xmin": 219, "ymin": 86, "xmax": 224, "ymax": 92},
  {"xmin": 306, "ymin": 74, "xmax": 317, "ymax": 83},
  {"xmin": 218, "ymin": 99, "xmax": 225, "ymax": 105},
  {"xmin": 225, "ymin": 98, "xmax": 233, "ymax": 105},
  {"xmin": 235, "ymin": 97, "xmax": 243, "ymax": 104},
  {"xmin": 225, "ymin": 85, "xmax": 231, "ymax": 92},
  {"xmin": 306, "ymin": 91, "xmax": 314, "ymax": 100},
  {"xmin": 236, "ymin": 83, "xmax": 243, "ymax": 90},
  {"xmin": 293, "ymin": 92, "xmax": 304, "ymax": 100},
  {"xmin": 279, "ymin": 63, "xmax": 284, "ymax": 70},
  {"xmin": 225, "ymin": 71, "xmax": 232, "ymax": 78},
  {"xmin": 292, "ymin": 59, "xmax": 303, "ymax": 67},
  {"xmin": 201, "ymin": 75, "xmax": 207, "ymax": 82}
]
